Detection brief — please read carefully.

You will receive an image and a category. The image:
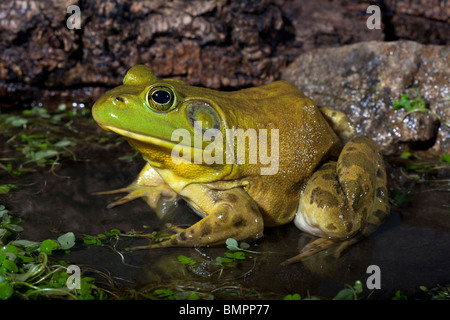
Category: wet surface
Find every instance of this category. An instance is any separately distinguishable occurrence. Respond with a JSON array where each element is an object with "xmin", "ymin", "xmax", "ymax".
[{"xmin": 0, "ymin": 116, "xmax": 449, "ymax": 299}]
